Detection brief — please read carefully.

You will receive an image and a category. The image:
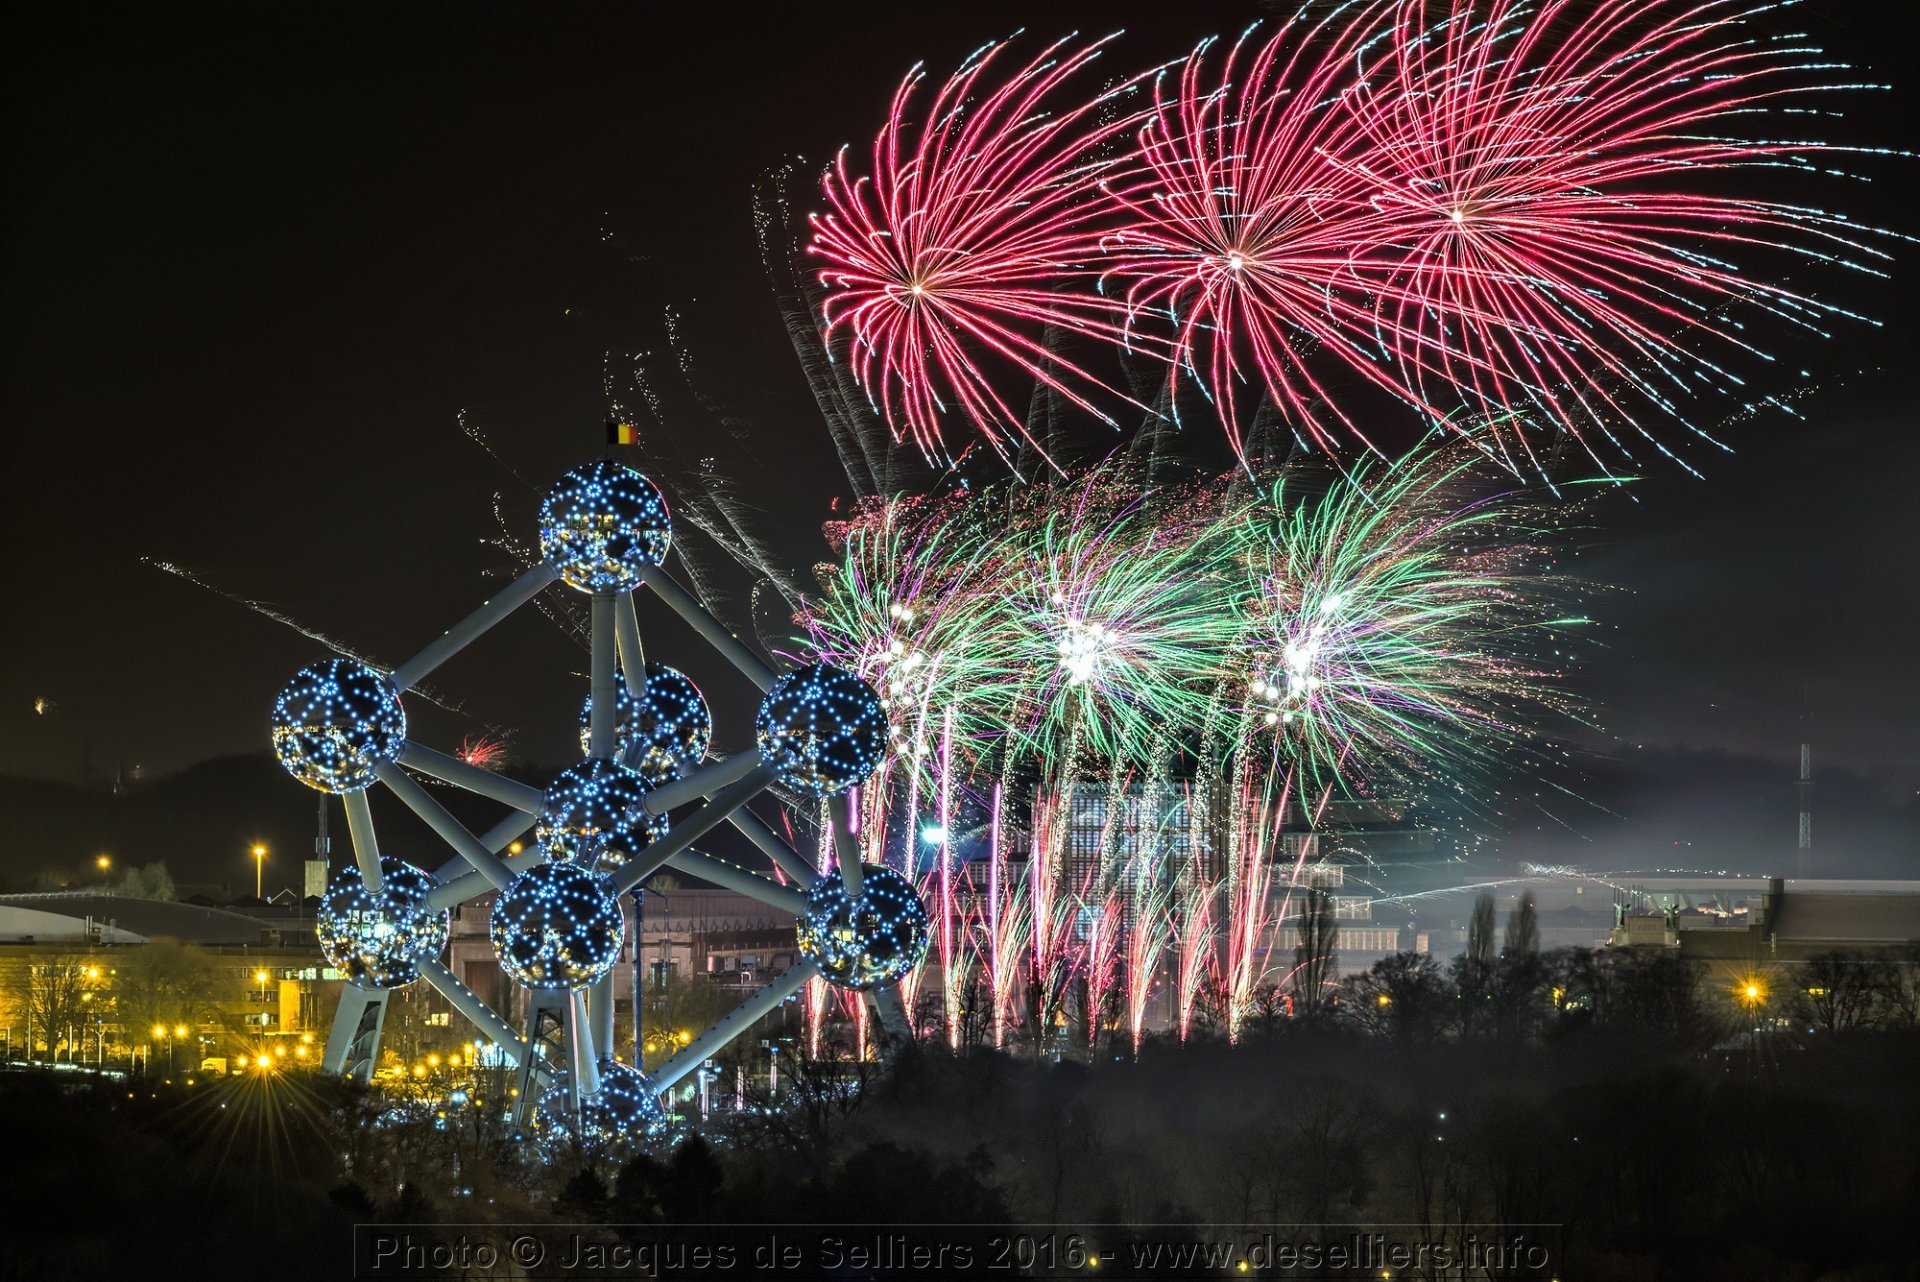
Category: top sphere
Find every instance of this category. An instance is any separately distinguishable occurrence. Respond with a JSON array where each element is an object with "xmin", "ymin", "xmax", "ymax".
[
  {"xmin": 538, "ymin": 460, "xmax": 671, "ymax": 593},
  {"xmin": 755, "ymin": 664, "xmax": 888, "ymax": 800},
  {"xmin": 270, "ymin": 658, "xmax": 406, "ymax": 794}
]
